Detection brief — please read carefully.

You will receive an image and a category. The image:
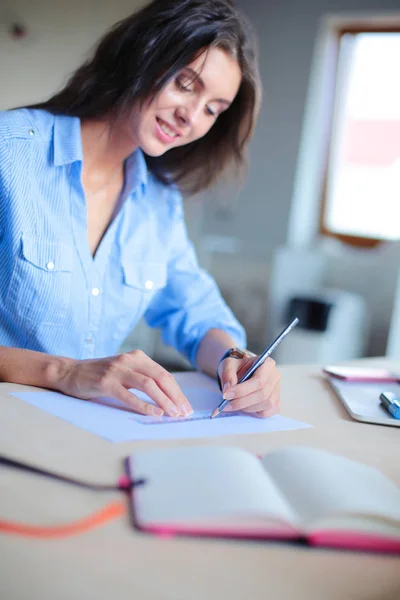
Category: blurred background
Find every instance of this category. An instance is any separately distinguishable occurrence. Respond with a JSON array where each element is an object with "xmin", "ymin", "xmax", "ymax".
[{"xmin": 1, "ymin": 0, "xmax": 399, "ymax": 369}]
